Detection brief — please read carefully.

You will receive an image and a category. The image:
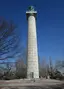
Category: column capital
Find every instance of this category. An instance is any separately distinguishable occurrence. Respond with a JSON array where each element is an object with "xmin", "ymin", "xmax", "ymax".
[
  {"xmin": 26, "ymin": 11, "xmax": 37, "ymax": 20},
  {"xmin": 26, "ymin": 6, "xmax": 37, "ymax": 20}
]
